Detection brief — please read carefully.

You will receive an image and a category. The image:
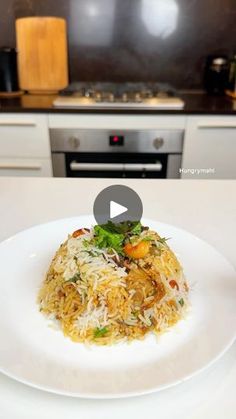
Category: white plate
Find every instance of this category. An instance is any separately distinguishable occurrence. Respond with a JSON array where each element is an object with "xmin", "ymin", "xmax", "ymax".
[{"xmin": 0, "ymin": 216, "xmax": 236, "ymax": 399}]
